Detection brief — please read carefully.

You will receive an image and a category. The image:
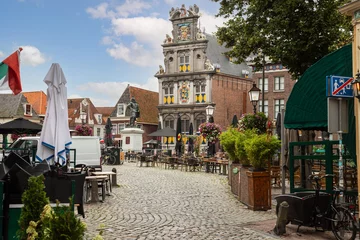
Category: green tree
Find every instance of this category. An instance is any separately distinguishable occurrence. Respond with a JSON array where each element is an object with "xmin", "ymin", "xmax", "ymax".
[{"xmin": 213, "ymin": 0, "xmax": 352, "ymax": 79}]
